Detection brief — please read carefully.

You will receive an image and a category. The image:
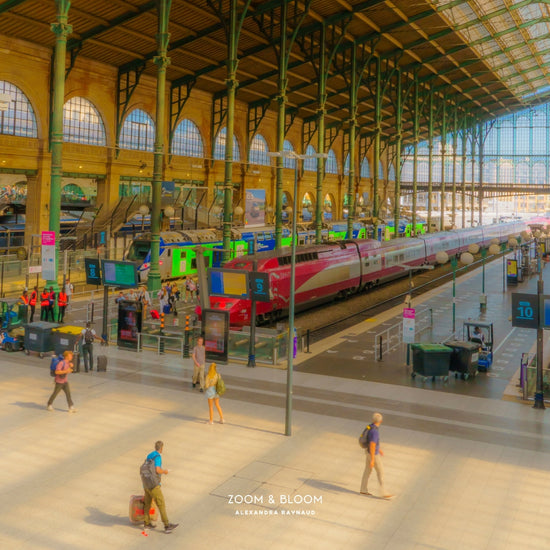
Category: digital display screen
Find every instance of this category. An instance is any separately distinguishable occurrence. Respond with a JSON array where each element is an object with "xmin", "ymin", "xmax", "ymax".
[
  {"xmin": 84, "ymin": 258, "xmax": 102, "ymax": 285},
  {"xmin": 208, "ymin": 269, "xmax": 249, "ymax": 298},
  {"xmin": 101, "ymin": 260, "xmax": 138, "ymax": 288},
  {"xmin": 202, "ymin": 309, "xmax": 229, "ymax": 363}
]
